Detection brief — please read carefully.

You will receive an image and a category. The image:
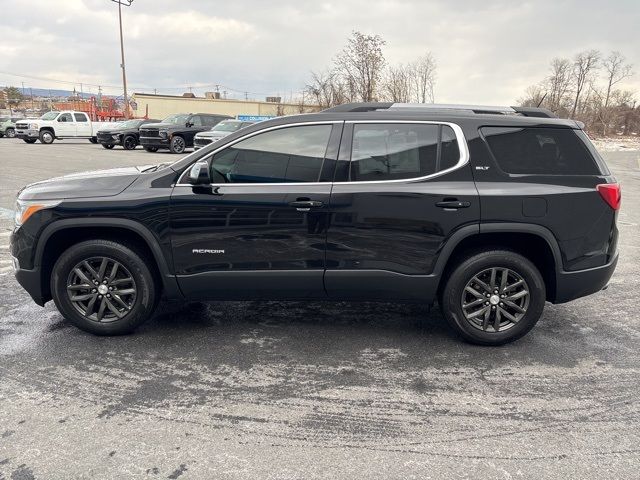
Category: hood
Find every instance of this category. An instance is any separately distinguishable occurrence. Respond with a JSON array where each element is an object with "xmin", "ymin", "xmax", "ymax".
[
  {"xmin": 18, "ymin": 166, "xmax": 153, "ymax": 201},
  {"xmin": 197, "ymin": 130, "xmax": 232, "ymax": 139},
  {"xmin": 140, "ymin": 122, "xmax": 182, "ymax": 130}
]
